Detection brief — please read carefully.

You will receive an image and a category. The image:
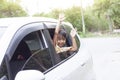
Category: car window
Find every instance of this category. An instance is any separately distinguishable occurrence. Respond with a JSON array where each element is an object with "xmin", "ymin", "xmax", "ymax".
[
  {"xmin": 24, "ymin": 31, "xmax": 43, "ymax": 53},
  {"xmin": 63, "ymin": 24, "xmax": 80, "ymax": 49},
  {"xmin": 8, "ymin": 30, "xmax": 53, "ymax": 79},
  {"xmin": 47, "ymin": 23, "xmax": 80, "ymax": 61},
  {"xmin": 21, "ymin": 31, "xmax": 53, "ymax": 72}
]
